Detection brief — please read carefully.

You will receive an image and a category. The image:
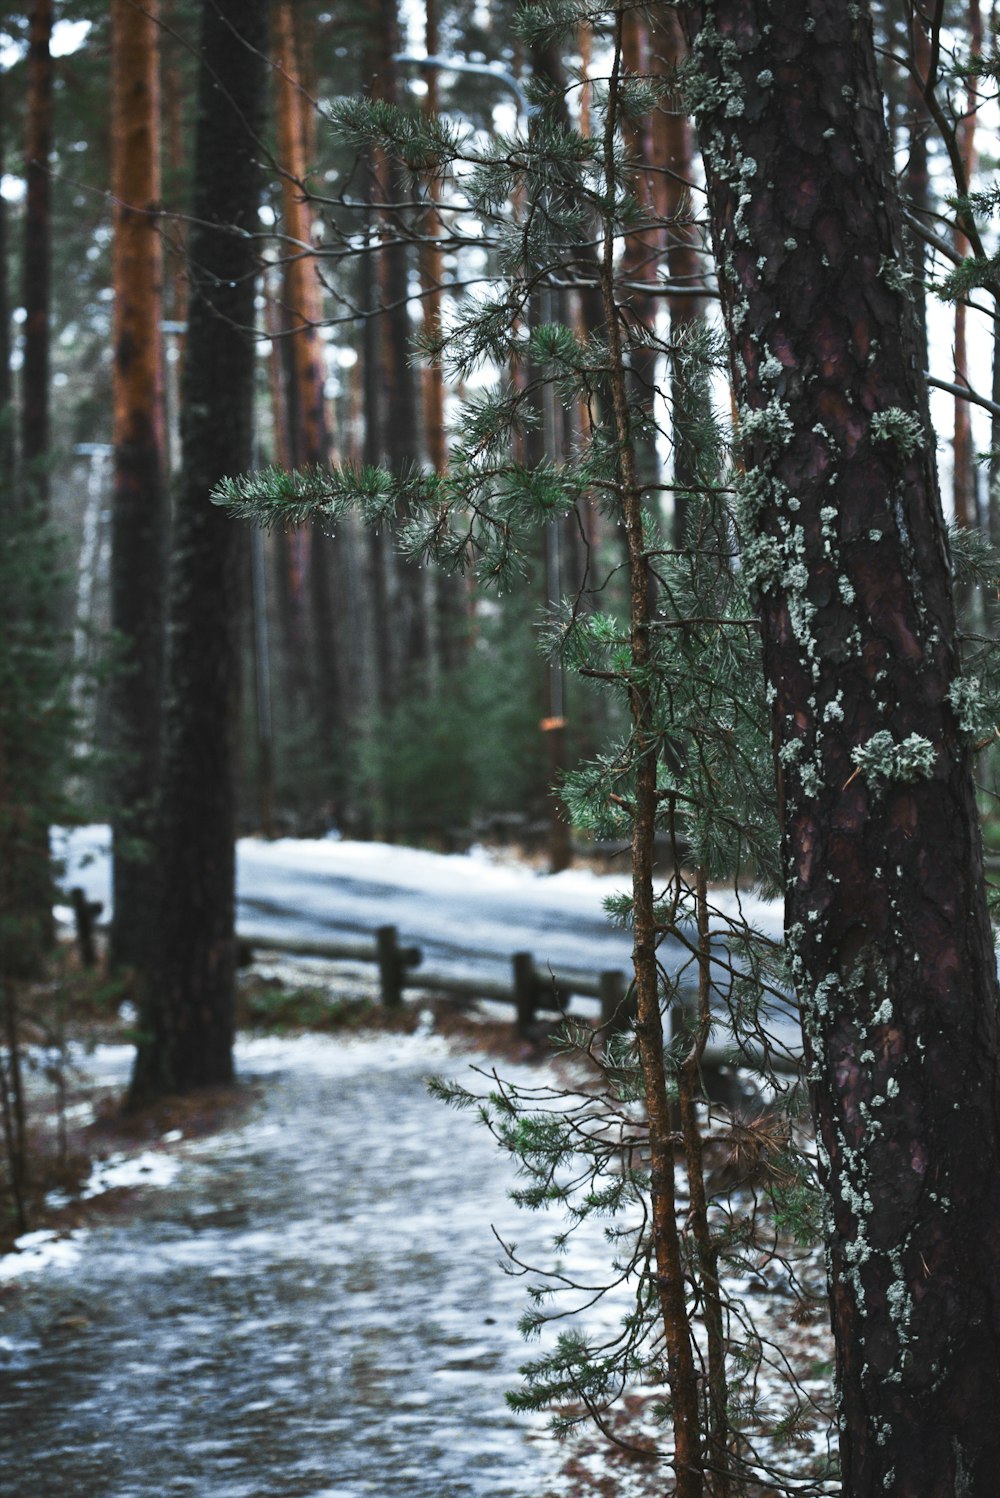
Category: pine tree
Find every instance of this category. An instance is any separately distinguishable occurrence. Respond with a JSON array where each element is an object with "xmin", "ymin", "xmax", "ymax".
[
  {"xmin": 108, "ymin": 0, "xmax": 168, "ymax": 973},
  {"xmin": 128, "ymin": 0, "xmax": 268, "ymax": 1105},
  {"xmin": 682, "ymin": 0, "xmax": 1000, "ymax": 1487},
  {"xmin": 215, "ymin": 15, "xmax": 820, "ymax": 1489}
]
